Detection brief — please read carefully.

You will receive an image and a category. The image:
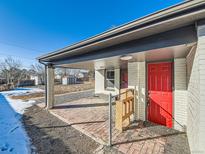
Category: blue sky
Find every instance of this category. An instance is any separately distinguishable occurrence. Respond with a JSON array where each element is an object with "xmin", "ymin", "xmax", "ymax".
[{"xmin": 0, "ymin": 0, "xmax": 183, "ymax": 68}]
